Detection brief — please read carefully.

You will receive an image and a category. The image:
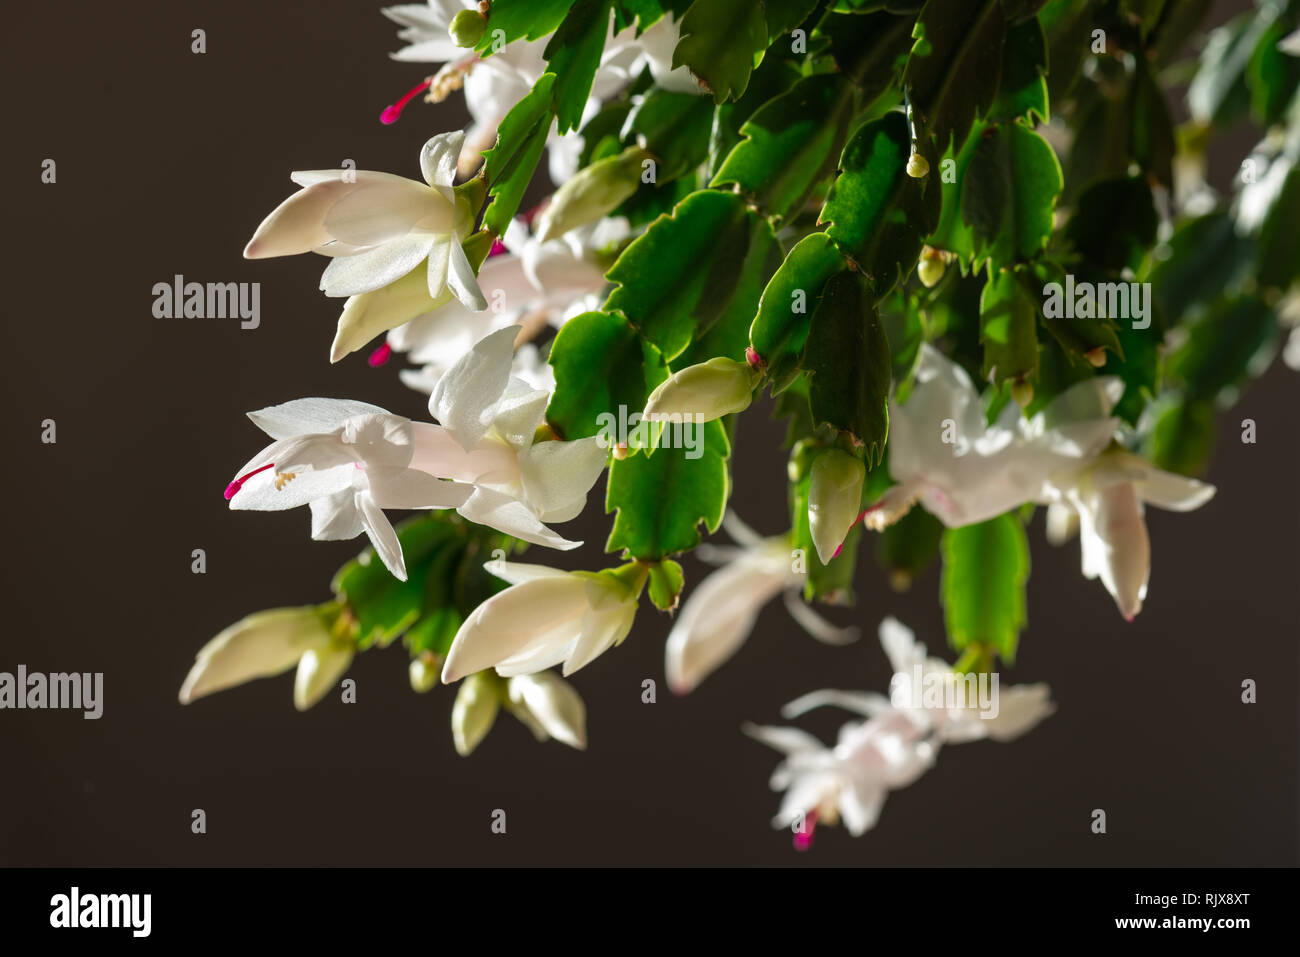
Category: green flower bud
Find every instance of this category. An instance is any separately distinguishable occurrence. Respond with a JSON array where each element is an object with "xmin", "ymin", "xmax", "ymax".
[
  {"xmin": 808, "ymin": 449, "xmax": 866, "ymax": 565},
  {"xmin": 409, "ymin": 656, "xmax": 438, "ymax": 693},
  {"xmin": 449, "ymin": 9, "xmax": 487, "ymax": 48},
  {"xmin": 535, "ymin": 146, "xmax": 650, "ymax": 243},
  {"xmin": 451, "ymin": 671, "xmax": 501, "ymax": 756},
  {"xmin": 643, "ymin": 357, "xmax": 760, "ymax": 424}
]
